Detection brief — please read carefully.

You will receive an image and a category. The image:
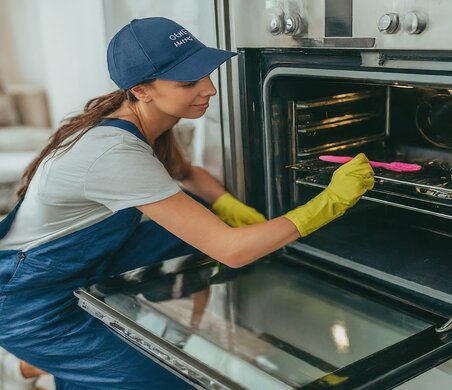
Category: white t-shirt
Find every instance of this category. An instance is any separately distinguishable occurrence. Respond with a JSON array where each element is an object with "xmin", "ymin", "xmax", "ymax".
[
  {"xmin": 0, "ymin": 124, "xmax": 181, "ymax": 251},
  {"xmin": 0, "ymin": 347, "xmax": 38, "ymax": 390}
]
